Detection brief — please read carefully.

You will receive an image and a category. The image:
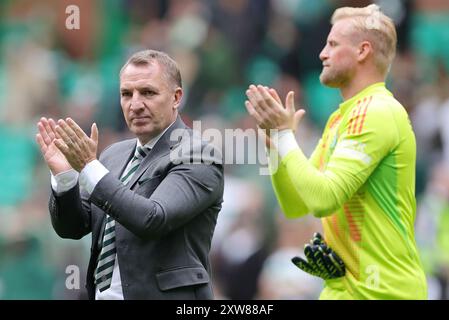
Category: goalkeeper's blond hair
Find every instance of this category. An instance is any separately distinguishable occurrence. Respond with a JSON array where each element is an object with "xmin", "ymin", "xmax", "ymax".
[{"xmin": 331, "ymin": 4, "xmax": 397, "ymax": 77}]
